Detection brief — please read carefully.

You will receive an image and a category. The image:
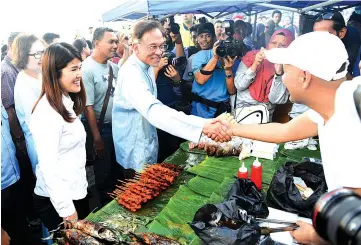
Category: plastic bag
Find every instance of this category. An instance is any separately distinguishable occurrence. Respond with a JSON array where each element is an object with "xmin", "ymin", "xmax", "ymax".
[
  {"xmin": 227, "ymin": 179, "xmax": 269, "ymax": 218},
  {"xmin": 266, "ymin": 159, "xmax": 327, "ymax": 218},
  {"xmin": 190, "ymin": 201, "xmax": 261, "ymax": 245}
]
